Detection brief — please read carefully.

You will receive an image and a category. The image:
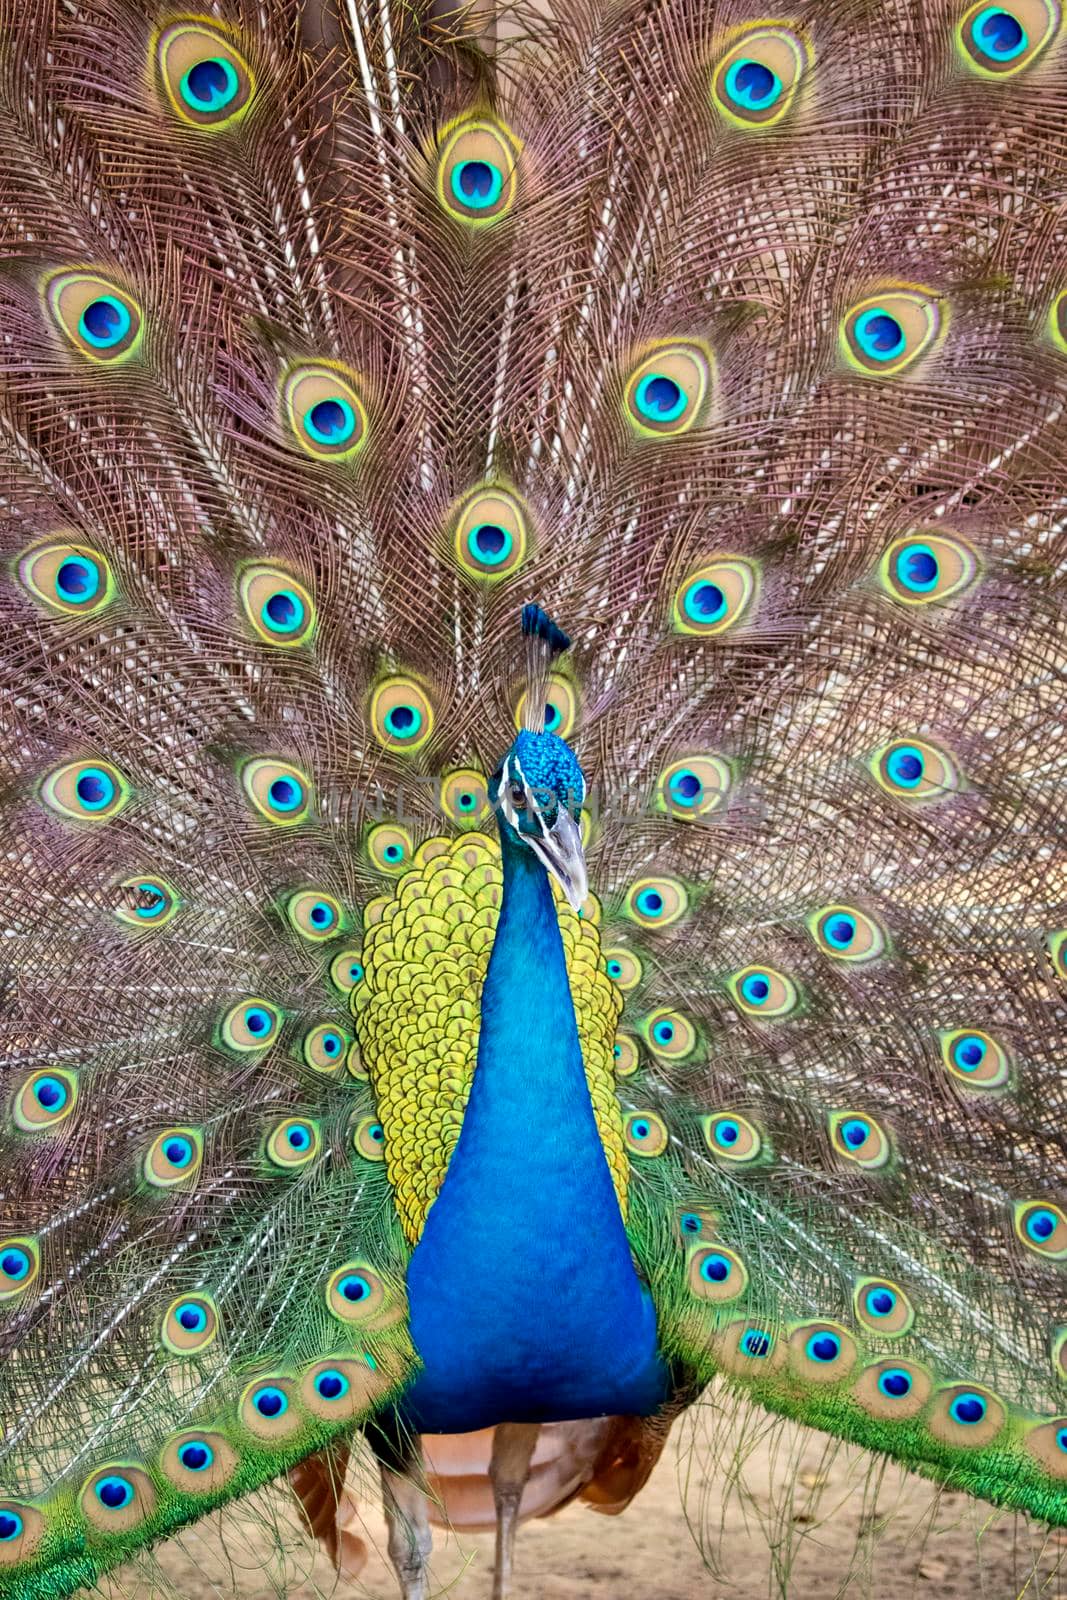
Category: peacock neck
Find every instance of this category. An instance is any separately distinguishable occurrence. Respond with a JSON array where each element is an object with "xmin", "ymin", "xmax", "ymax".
[{"xmin": 401, "ymin": 822, "xmax": 668, "ymax": 1432}]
